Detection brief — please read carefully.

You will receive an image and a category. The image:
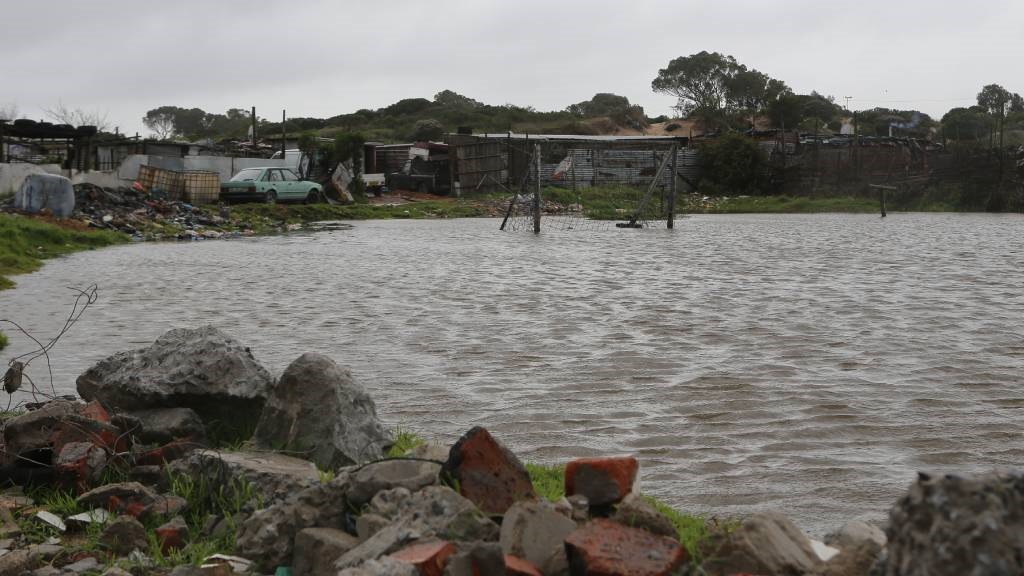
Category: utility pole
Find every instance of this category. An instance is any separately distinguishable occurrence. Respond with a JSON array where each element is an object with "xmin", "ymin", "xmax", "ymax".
[
  {"xmin": 251, "ymin": 106, "xmax": 257, "ymax": 143},
  {"xmin": 281, "ymin": 110, "xmax": 286, "ymax": 157}
]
